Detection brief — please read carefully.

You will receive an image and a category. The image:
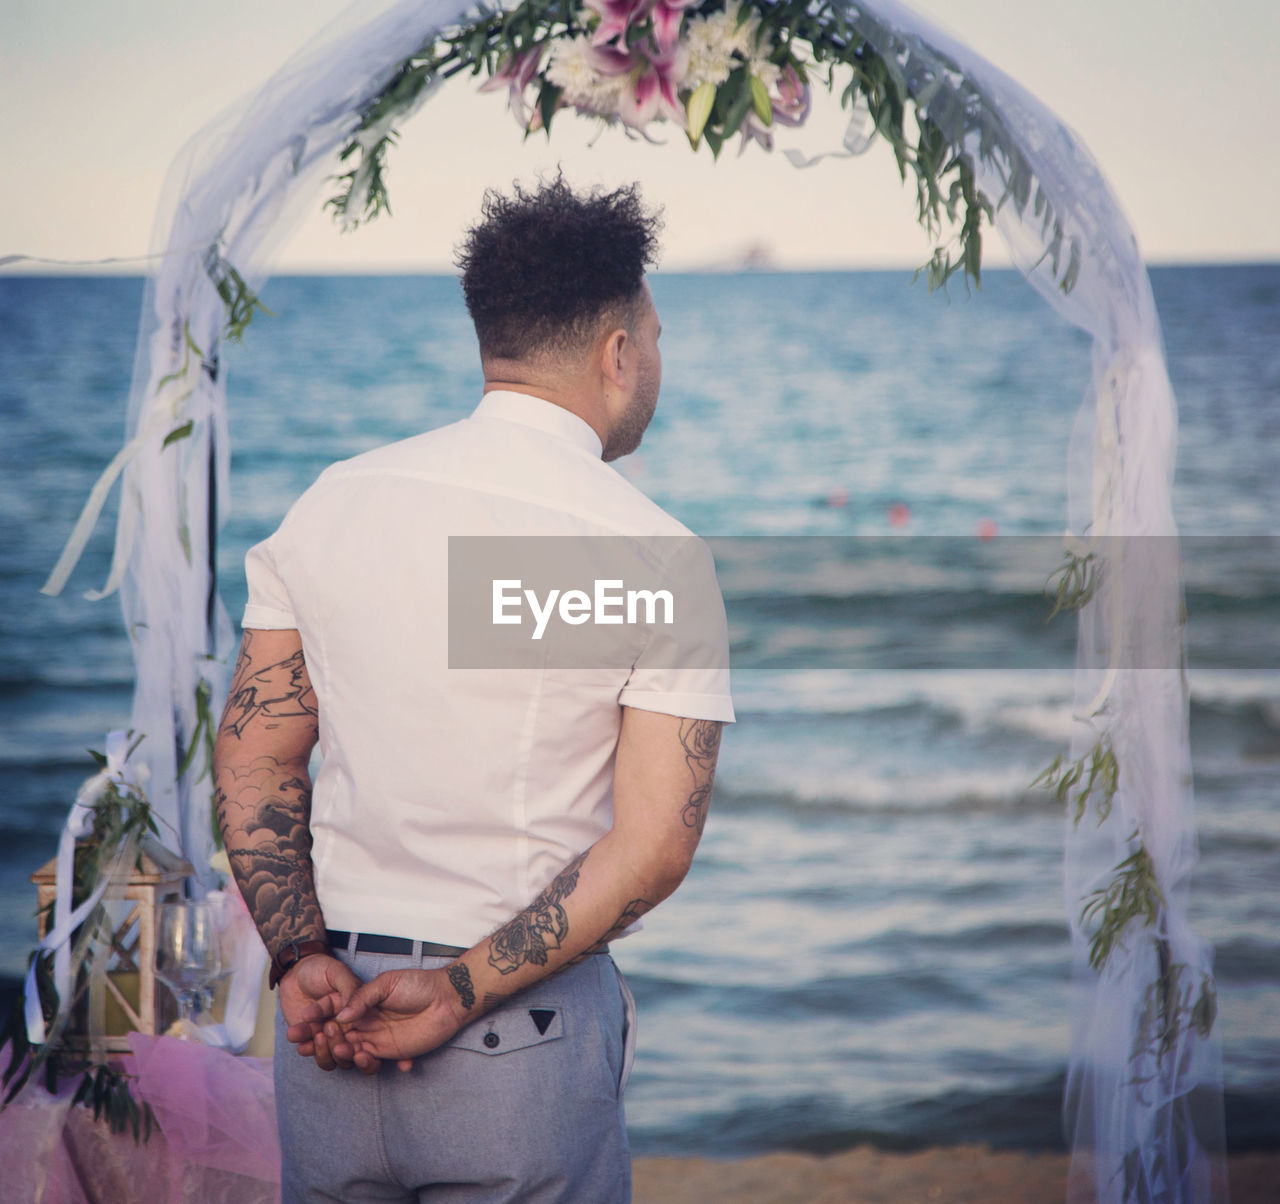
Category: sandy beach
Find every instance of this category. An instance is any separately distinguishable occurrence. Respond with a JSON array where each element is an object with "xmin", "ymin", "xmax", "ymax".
[{"xmin": 633, "ymin": 1146, "xmax": 1280, "ymax": 1203}]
